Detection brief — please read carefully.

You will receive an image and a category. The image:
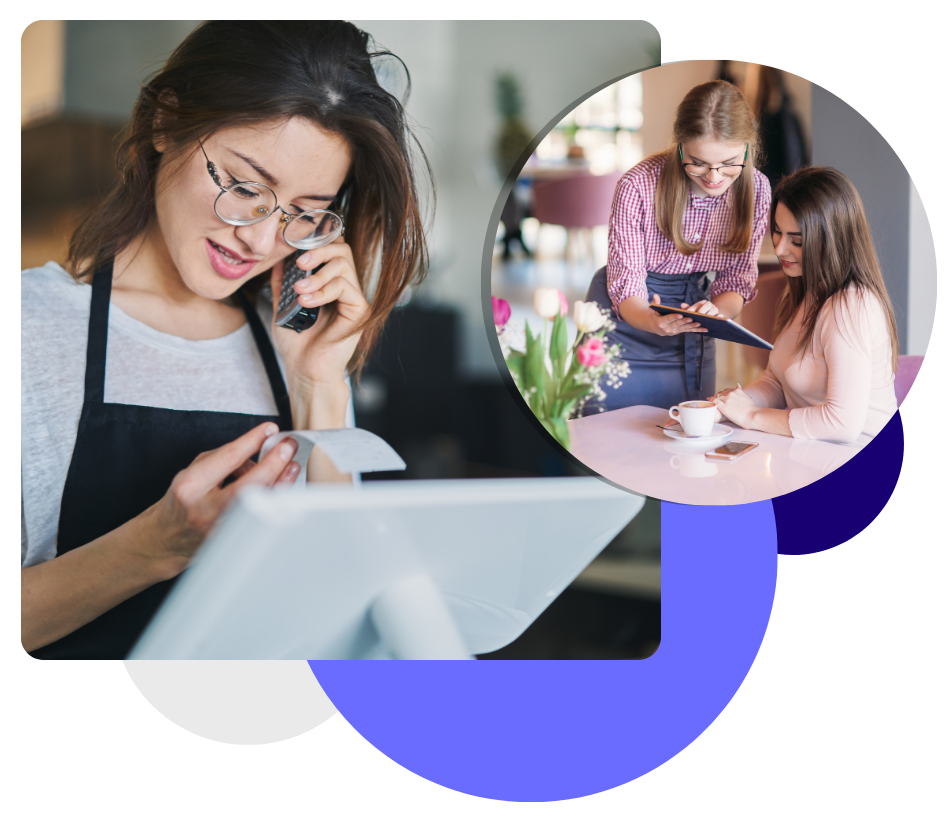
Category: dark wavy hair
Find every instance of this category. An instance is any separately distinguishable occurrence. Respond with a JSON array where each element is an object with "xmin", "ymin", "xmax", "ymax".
[
  {"xmin": 67, "ymin": 20, "xmax": 432, "ymax": 370},
  {"xmin": 771, "ymin": 166, "xmax": 899, "ymax": 373}
]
